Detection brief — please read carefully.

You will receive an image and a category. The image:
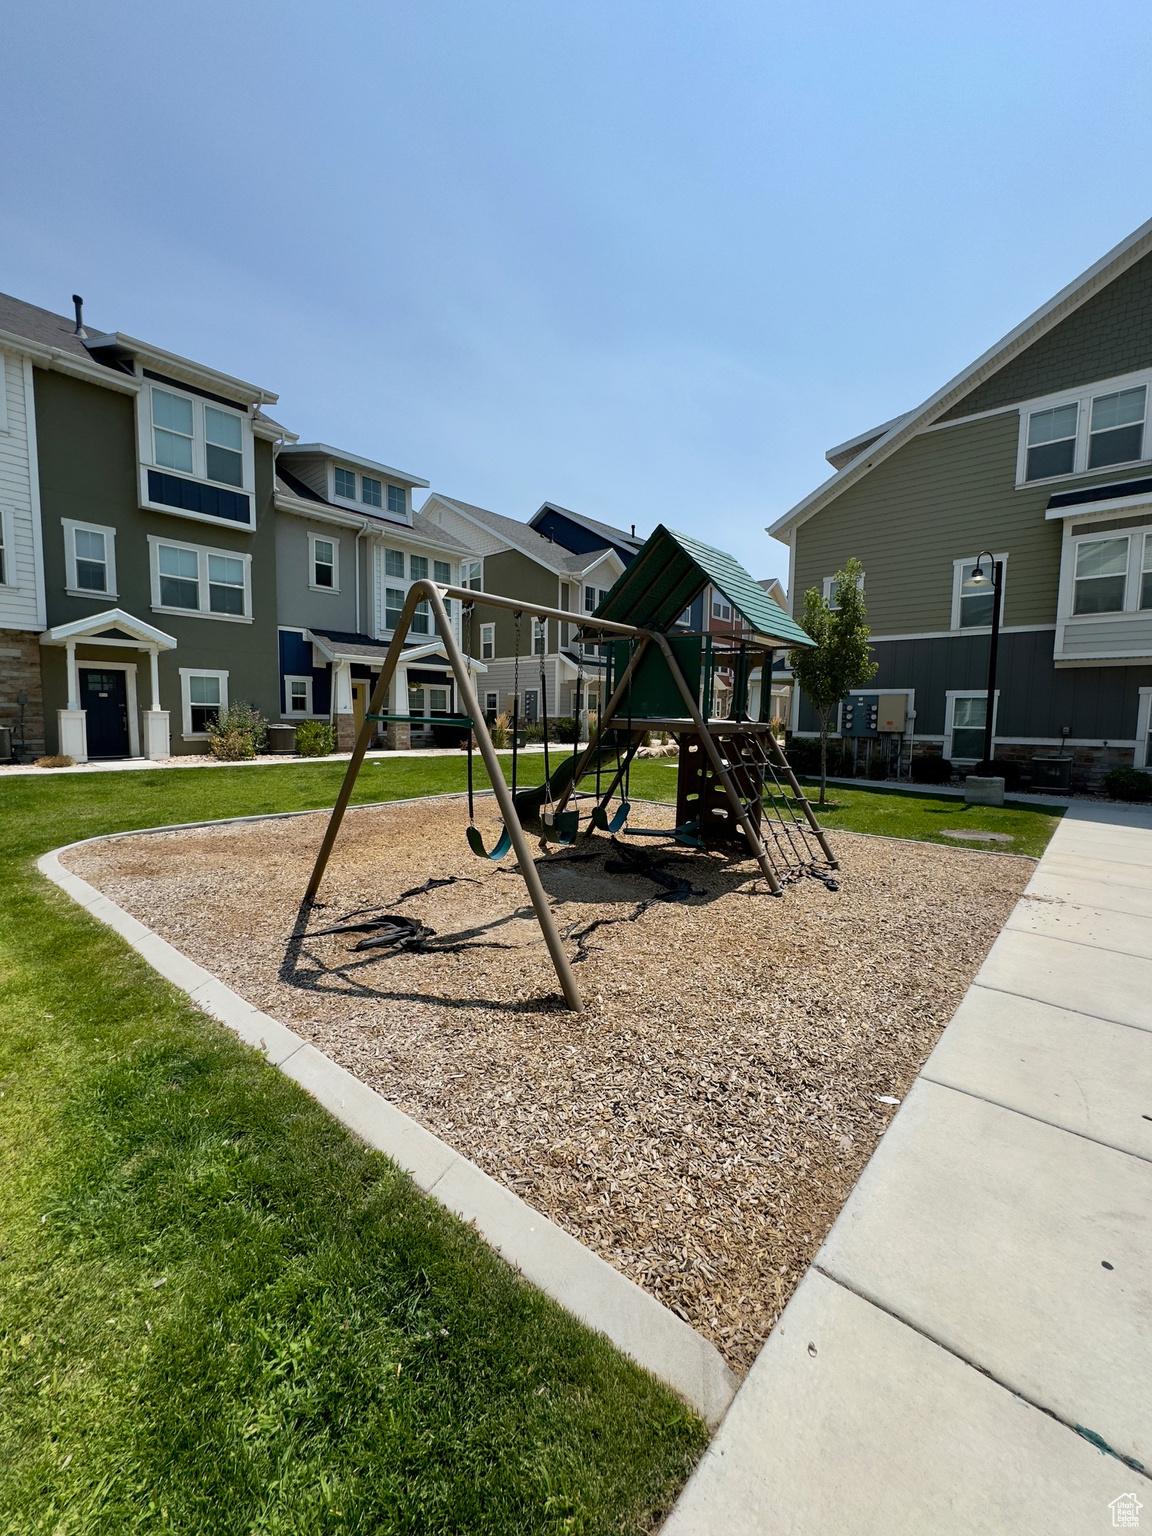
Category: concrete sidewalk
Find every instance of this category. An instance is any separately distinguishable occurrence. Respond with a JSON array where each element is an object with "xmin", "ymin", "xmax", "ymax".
[{"xmin": 664, "ymin": 801, "xmax": 1152, "ymax": 1534}]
